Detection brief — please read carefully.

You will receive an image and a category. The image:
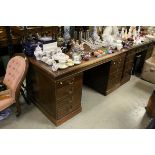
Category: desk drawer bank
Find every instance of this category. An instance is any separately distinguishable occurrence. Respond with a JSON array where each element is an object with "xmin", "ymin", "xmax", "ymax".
[
  {"xmin": 26, "ymin": 41, "xmax": 155, "ymax": 126},
  {"xmin": 26, "ymin": 64, "xmax": 83, "ymax": 126}
]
